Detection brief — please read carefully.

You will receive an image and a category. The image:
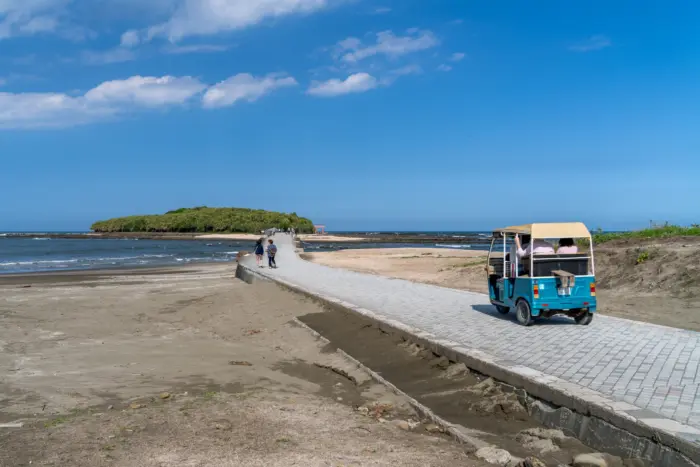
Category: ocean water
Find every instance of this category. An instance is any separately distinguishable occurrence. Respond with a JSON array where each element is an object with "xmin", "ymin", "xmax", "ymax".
[
  {"xmin": 0, "ymin": 236, "xmax": 254, "ymax": 274},
  {"xmin": 0, "ymin": 231, "xmax": 493, "ymax": 275},
  {"xmin": 302, "ymin": 231, "xmax": 493, "ymax": 253}
]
